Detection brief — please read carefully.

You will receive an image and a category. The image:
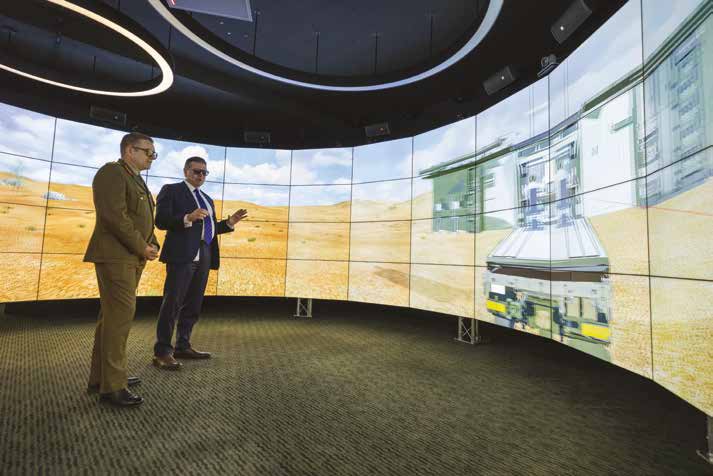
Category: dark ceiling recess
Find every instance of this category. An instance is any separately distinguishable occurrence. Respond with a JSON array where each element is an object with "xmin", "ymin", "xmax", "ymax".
[{"xmin": 0, "ymin": 0, "xmax": 626, "ymax": 149}]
